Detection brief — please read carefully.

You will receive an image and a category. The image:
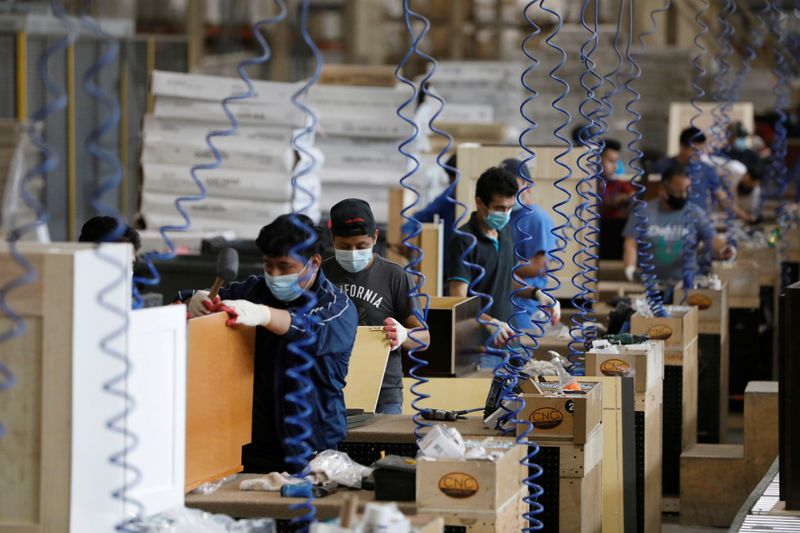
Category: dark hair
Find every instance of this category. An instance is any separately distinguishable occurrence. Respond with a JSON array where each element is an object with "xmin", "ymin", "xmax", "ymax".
[
  {"xmin": 662, "ymin": 164, "xmax": 689, "ymax": 184},
  {"xmin": 255, "ymin": 213, "xmax": 324, "ymax": 260},
  {"xmin": 603, "ymin": 138, "xmax": 622, "ymax": 152},
  {"xmin": 475, "ymin": 166, "xmax": 519, "ymax": 206},
  {"xmin": 680, "ymin": 126, "xmax": 706, "ymax": 147},
  {"xmin": 78, "ymin": 216, "xmax": 141, "ymax": 251}
]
